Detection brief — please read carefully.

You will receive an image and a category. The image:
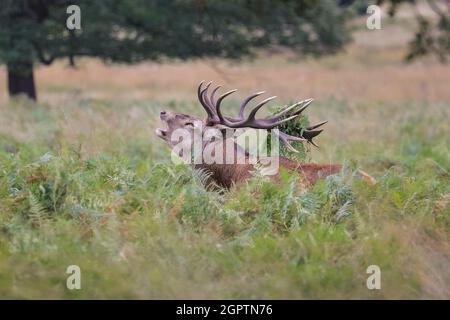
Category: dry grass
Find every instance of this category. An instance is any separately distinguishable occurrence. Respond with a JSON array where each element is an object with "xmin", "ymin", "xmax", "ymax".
[
  {"xmin": 0, "ymin": 15, "xmax": 449, "ymax": 160},
  {"xmin": 0, "ymin": 14, "xmax": 449, "ymax": 163},
  {"xmin": 1, "ymin": 14, "xmax": 449, "ymax": 105}
]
